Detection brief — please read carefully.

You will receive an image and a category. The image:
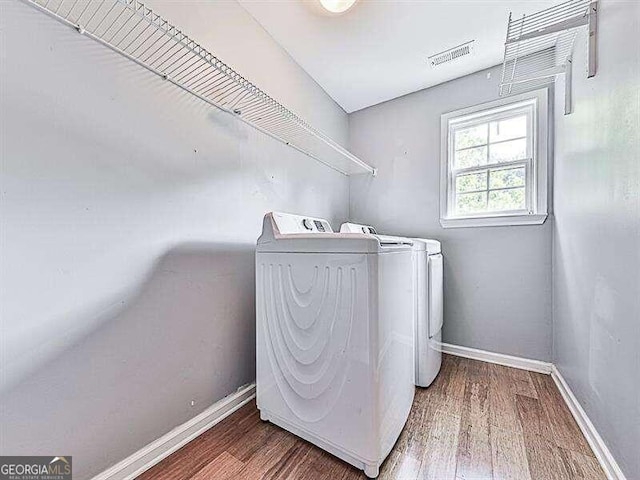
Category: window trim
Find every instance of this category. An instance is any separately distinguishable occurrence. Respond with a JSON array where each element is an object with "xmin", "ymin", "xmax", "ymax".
[{"xmin": 440, "ymin": 88, "xmax": 549, "ymax": 228}]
